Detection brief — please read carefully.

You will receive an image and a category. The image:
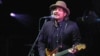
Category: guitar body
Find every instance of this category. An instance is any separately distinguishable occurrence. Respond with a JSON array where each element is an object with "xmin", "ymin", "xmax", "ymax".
[{"xmin": 46, "ymin": 48, "xmax": 58, "ymax": 56}]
